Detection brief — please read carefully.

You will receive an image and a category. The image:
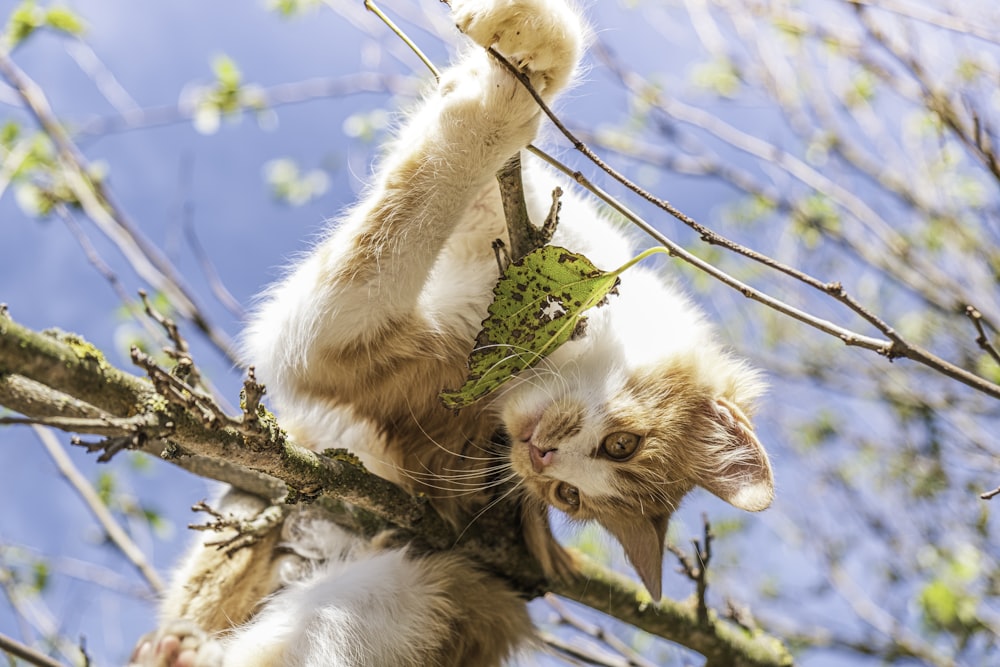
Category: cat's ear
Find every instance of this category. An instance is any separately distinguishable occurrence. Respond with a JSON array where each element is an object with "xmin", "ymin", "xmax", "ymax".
[
  {"xmin": 695, "ymin": 397, "xmax": 774, "ymax": 512},
  {"xmin": 604, "ymin": 513, "xmax": 669, "ymax": 601}
]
